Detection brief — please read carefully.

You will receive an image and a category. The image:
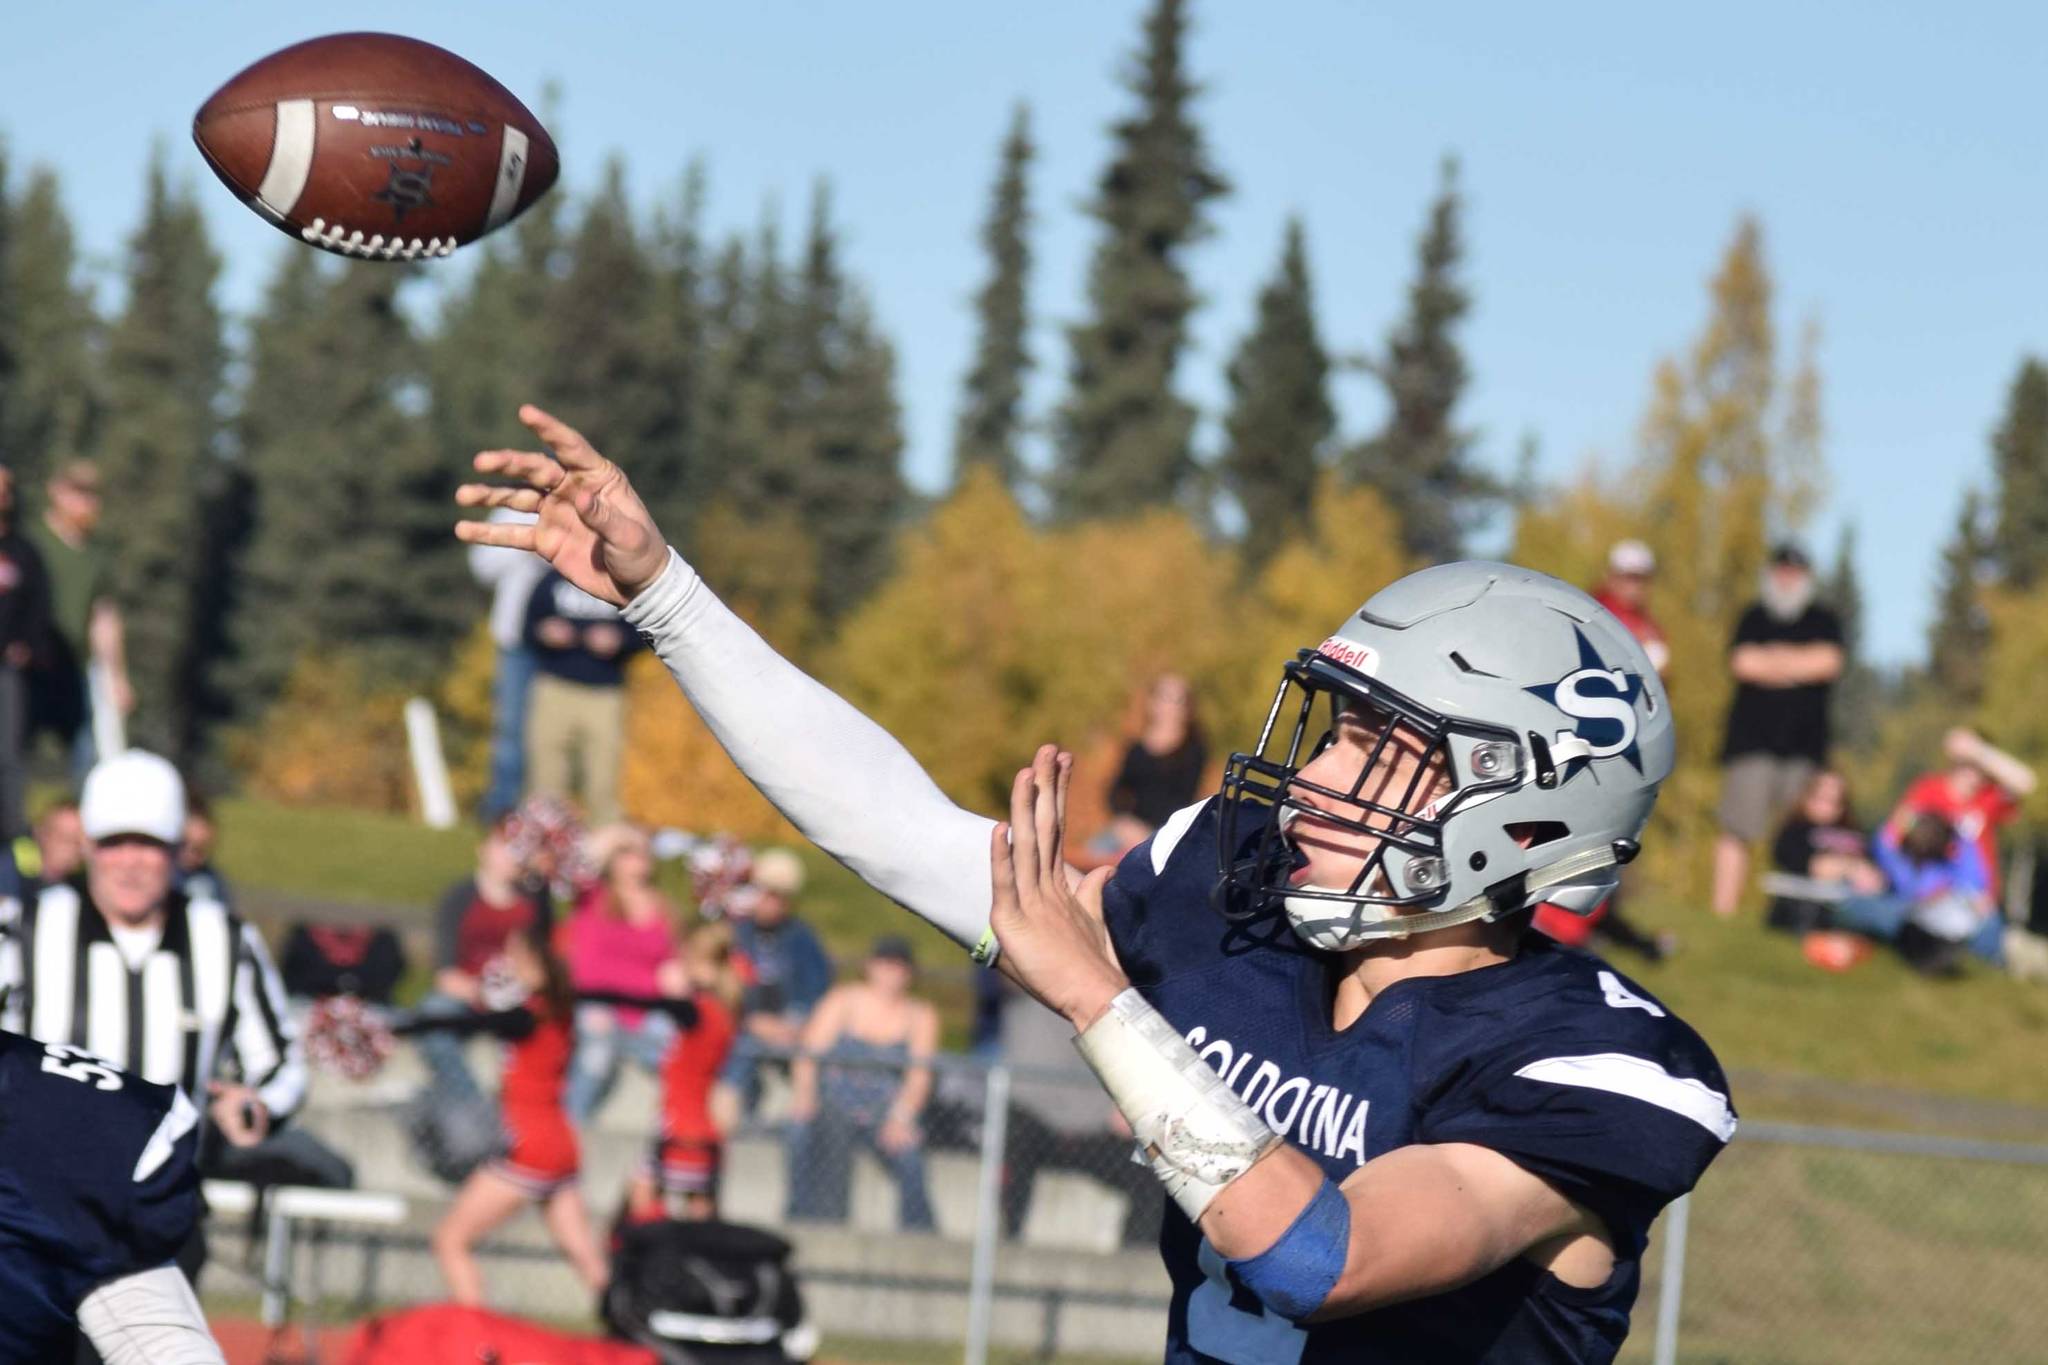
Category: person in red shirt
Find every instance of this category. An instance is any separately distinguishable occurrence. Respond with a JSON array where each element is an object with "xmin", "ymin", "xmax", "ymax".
[
  {"xmin": 425, "ymin": 928, "xmax": 609, "ymax": 1307},
  {"xmin": 1888, "ymin": 728, "xmax": 2036, "ymax": 900},
  {"xmin": 626, "ymin": 921, "xmax": 742, "ymax": 1223},
  {"xmin": 1591, "ymin": 540, "xmax": 1670, "ymax": 676}
]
